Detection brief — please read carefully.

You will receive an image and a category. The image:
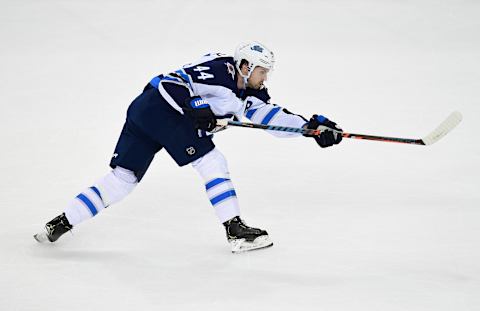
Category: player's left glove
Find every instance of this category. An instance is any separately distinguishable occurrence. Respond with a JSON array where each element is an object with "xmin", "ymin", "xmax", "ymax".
[
  {"xmin": 183, "ymin": 96, "xmax": 217, "ymax": 132},
  {"xmin": 304, "ymin": 114, "xmax": 343, "ymax": 148}
]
